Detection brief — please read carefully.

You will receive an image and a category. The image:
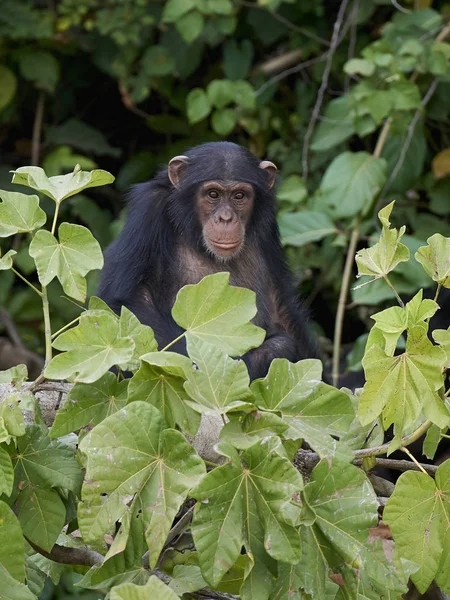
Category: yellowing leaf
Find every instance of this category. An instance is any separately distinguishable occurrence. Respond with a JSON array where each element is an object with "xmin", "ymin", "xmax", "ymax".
[
  {"xmin": 415, "ymin": 233, "xmax": 450, "ymax": 288},
  {"xmin": 432, "ymin": 148, "xmax": 450, "ymax": 178}
]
